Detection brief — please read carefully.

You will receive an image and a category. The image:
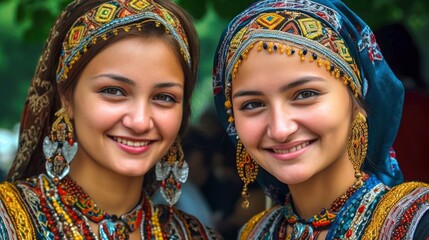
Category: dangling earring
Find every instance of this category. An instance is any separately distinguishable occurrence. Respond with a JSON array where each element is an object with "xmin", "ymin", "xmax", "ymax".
[
  {"xmin": 43, "ymin": 108, "xmax": 78, "ymax": 184},
  {"xmin": 156, "ymin": 139, "xmax": 188, "ymax": 207},
  {"xmin": 347, "ymin": 112, "xmax": 368, "ymax": 188},
  {"xmin": 236, "ymin": 138, "xmax": 259, "ymax": 208}
]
